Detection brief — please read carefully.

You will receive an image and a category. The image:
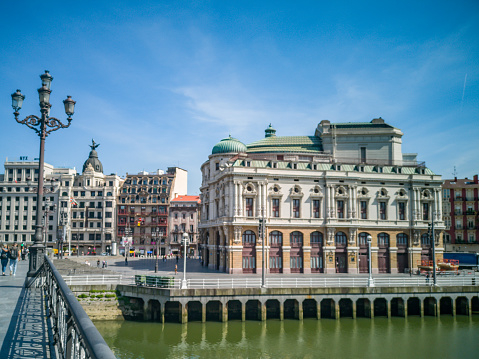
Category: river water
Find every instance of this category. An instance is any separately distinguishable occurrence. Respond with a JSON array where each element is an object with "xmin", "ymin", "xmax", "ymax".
[{"xmin": 95, "ymin": 316, "xmax": 479, "ymax": 359}]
